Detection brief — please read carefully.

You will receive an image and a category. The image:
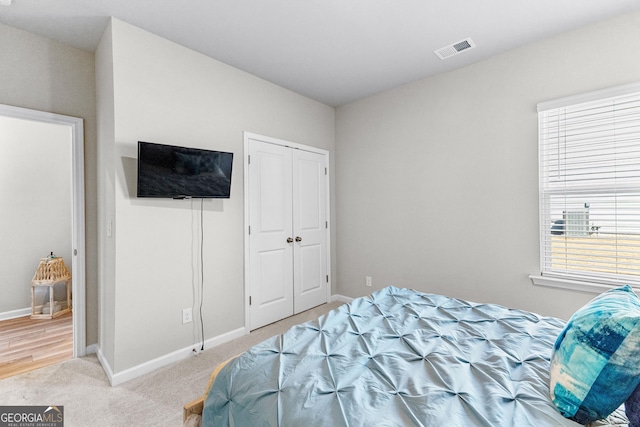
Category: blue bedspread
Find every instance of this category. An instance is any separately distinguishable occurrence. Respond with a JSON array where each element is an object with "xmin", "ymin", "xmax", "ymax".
[{"xmin": 202, "ymin": 286, "xmax": 584, "ymax": 426}]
